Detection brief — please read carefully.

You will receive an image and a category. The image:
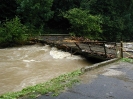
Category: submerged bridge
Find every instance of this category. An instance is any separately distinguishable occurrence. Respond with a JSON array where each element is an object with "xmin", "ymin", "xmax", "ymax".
[{"xmin": 37, "ymin": 34, "xmax": 120, "ymax": 61}]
